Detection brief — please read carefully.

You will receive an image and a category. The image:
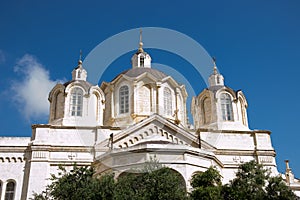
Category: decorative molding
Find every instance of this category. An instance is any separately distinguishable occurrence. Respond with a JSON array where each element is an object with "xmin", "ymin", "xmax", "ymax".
[
  {"xmin": 259, "ymin": 156, "xmax": 273, "ymax": 164},
  {"xmin": 33, "ymin": 151, "xmax": 48, "ymax": 159},
  {"xmin": 0, "ymin": 156, "xmax": 24, "ymax": 163},
  {"xmin": 116, "ymin": 125, "xmax": 186, "ymax": 149}
]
